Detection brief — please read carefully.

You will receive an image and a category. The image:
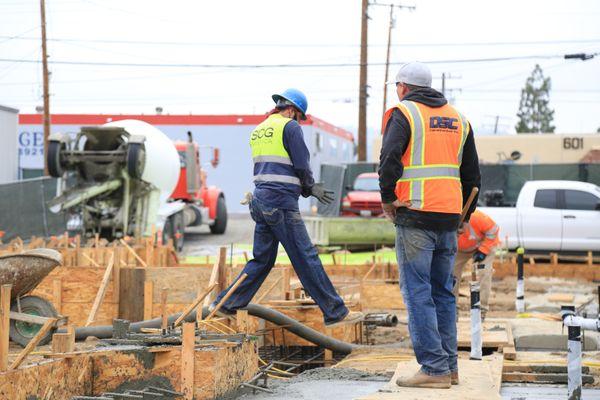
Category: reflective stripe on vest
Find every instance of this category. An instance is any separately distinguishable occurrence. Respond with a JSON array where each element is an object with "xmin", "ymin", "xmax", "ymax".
[
  {"xmin": 252, "ymin": 155, "xmax": 293, "ymax": 165},
  {"xmin": 390, "ymin": 100, "xmax": 467, "ymax": 213},
  {"xmin": 250, "ymin": 113, "xmax": 301, "ymax": 186},
  {"xmin": 253, "ymin": 174, "xmax": 301, "ymax": 185}
]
